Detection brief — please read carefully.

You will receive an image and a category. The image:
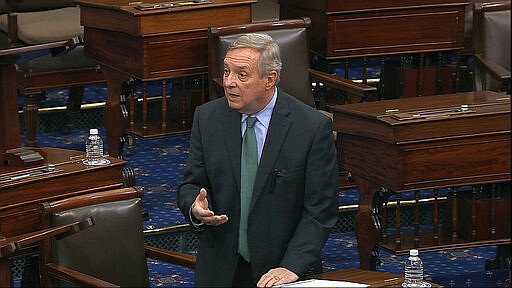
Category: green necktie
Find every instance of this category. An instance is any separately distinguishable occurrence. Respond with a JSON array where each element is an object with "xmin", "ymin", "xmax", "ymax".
[{"xmin": 239, "ymin": 116, "xmax": 258, "ymax": 262}]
